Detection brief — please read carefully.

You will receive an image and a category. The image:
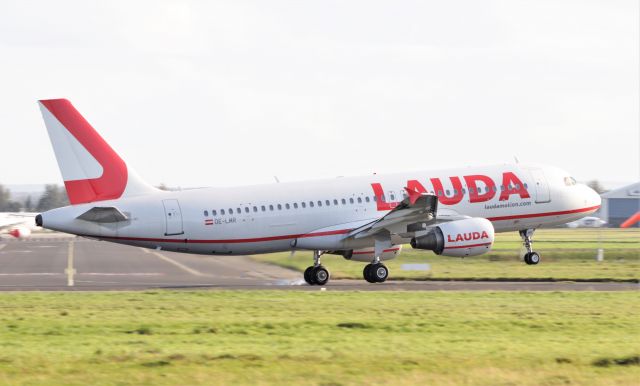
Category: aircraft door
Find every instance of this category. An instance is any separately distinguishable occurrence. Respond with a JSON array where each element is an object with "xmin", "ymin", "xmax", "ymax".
[
  {"xmin": 162, "ymin": 199, "xmax": 184, "ymax": 235},
  {"xmin": 529, "ymin": 168, "xmax": 551, "ymax": 203}
]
